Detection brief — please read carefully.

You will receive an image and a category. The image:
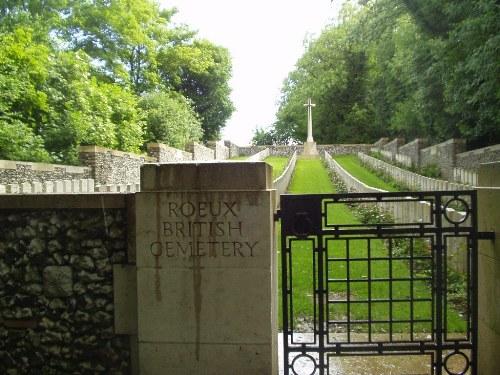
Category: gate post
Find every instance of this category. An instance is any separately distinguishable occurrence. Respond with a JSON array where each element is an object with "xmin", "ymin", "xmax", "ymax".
[
  {"xmin": 477, "ymin": 162, "xmax": 500, "ymax": 375},
  {"xmin": 135, "ymin": 162, "xmax": 278, "ymax": 374}
]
